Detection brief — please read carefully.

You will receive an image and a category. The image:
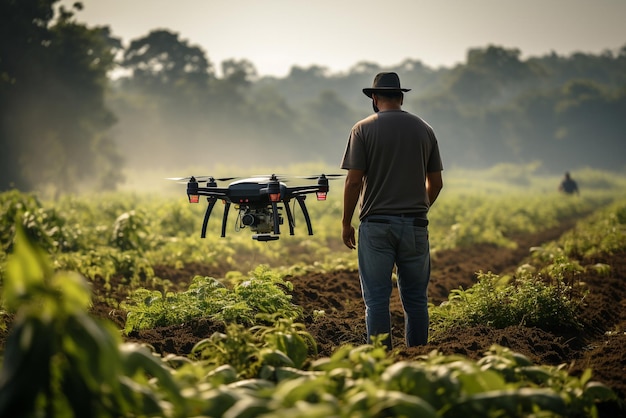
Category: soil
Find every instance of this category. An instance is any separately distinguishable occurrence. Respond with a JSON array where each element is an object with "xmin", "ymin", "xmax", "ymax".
[{"xmin": 7, "ymin": 218, "xmax": 626, "ymax": 414}]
